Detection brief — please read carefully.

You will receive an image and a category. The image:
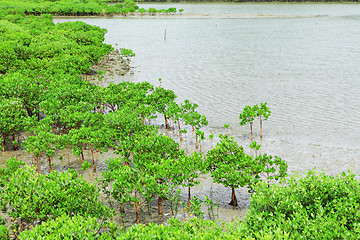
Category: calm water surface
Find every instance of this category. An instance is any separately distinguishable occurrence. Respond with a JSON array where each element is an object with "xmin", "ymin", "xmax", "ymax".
[{"xmin": 54, "ymin": 4, "xmax": 360, "ymax": 174}]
